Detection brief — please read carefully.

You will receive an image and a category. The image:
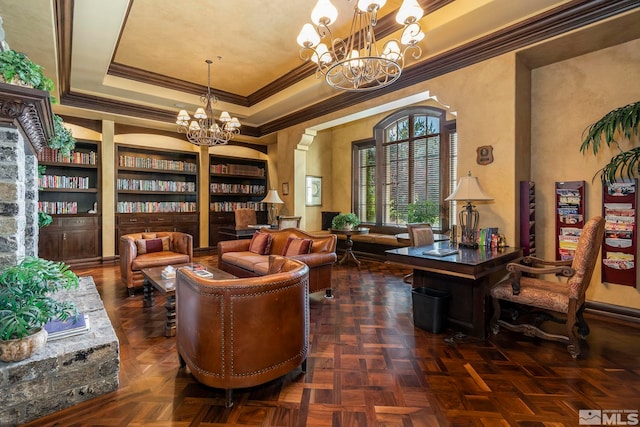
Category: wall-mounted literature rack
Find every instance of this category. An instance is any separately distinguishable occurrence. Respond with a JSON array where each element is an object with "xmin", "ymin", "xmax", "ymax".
[
  {"xmin": 555, "ymin": 181, "xmax": 586, "ymax": 260},
  {"xmin": 601, "ymin": 179, "xmax": 637, "ymax": 287}
]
